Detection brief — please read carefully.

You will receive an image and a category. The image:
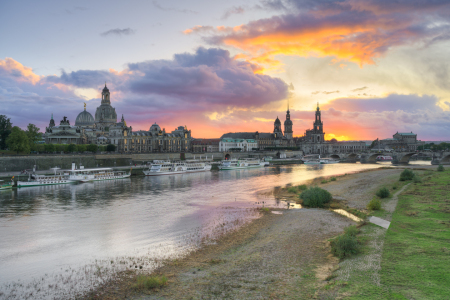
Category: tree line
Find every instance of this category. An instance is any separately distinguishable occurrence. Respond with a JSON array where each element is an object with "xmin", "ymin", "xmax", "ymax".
[{"xmin": 0, "ymin": 115, "xmax": 116, "ymax": 154}]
